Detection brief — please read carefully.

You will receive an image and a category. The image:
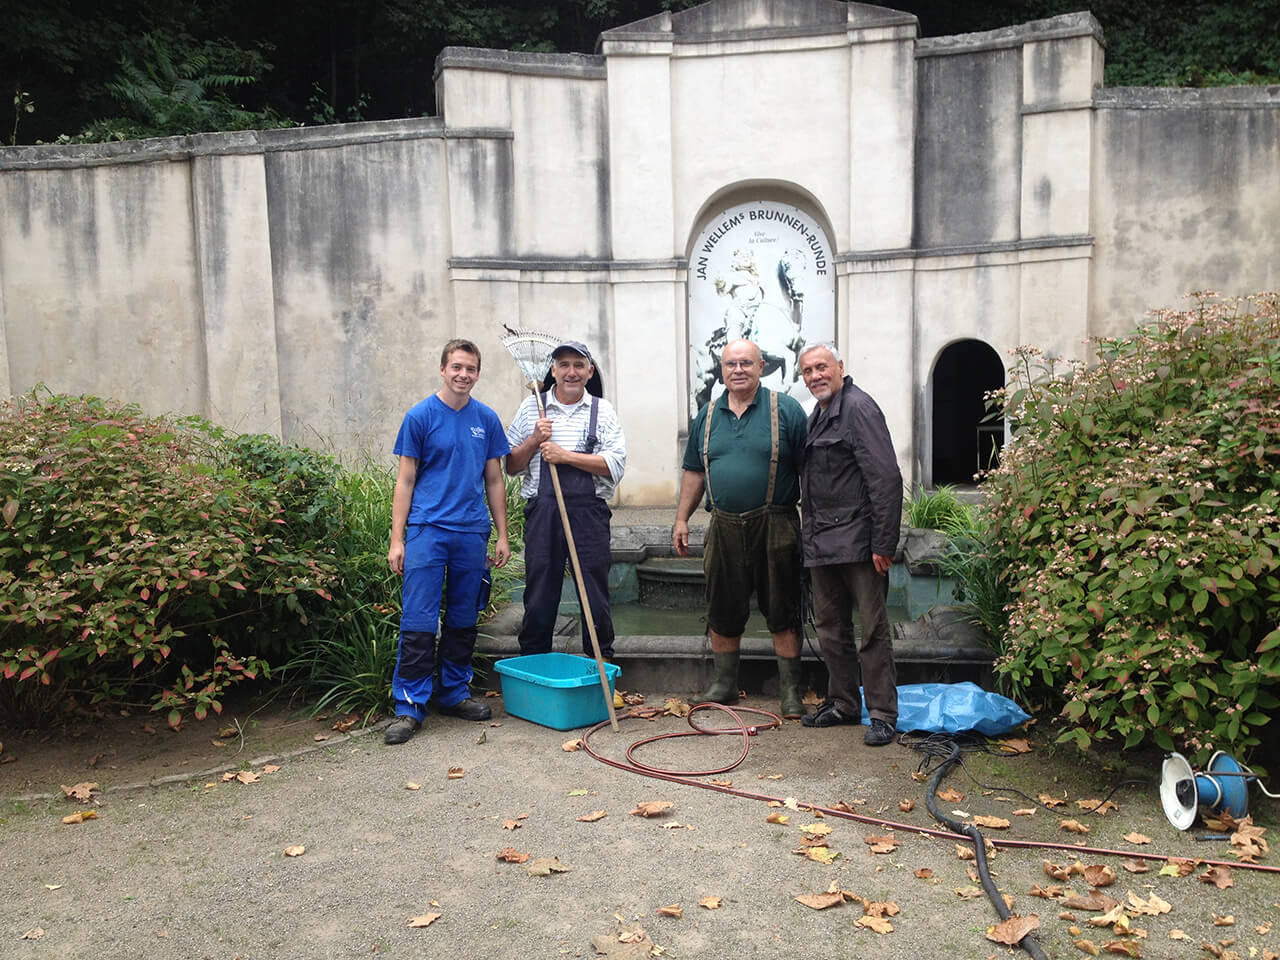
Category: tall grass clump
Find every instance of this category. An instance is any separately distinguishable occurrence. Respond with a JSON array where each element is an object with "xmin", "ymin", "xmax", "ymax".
[
  {"xmin": 983, "ymin": 293, "xmax": 1280, "ymax": 763},
  {"xmin": 904, "ymin": 483, "xmax": 972, "ymax": 531},
  {"xmin": 291, "ymin": 462, "xmax": 526, "ymax": 720}
]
